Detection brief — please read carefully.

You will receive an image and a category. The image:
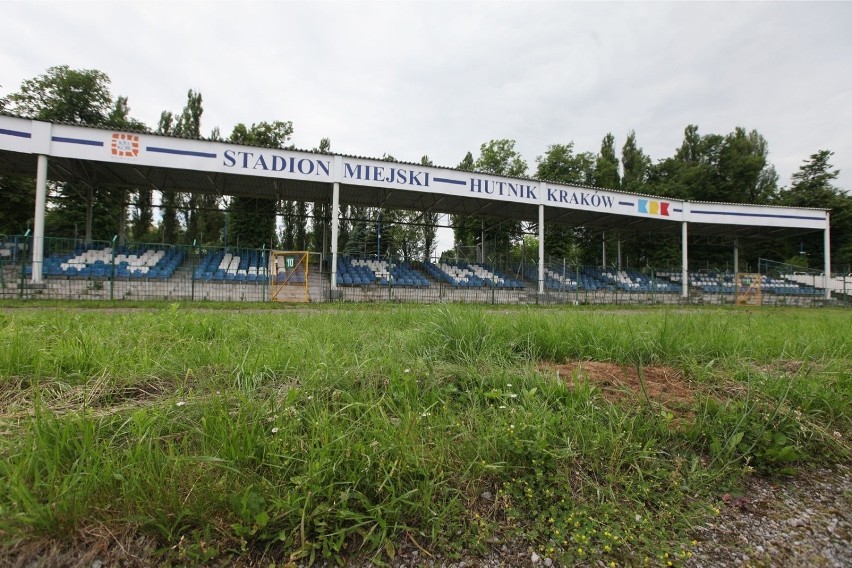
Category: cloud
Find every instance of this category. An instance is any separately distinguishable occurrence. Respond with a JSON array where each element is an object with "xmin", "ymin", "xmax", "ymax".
[{"xmin": 3, "ymin": 1, "xmax": 850, "ymax": 194}]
